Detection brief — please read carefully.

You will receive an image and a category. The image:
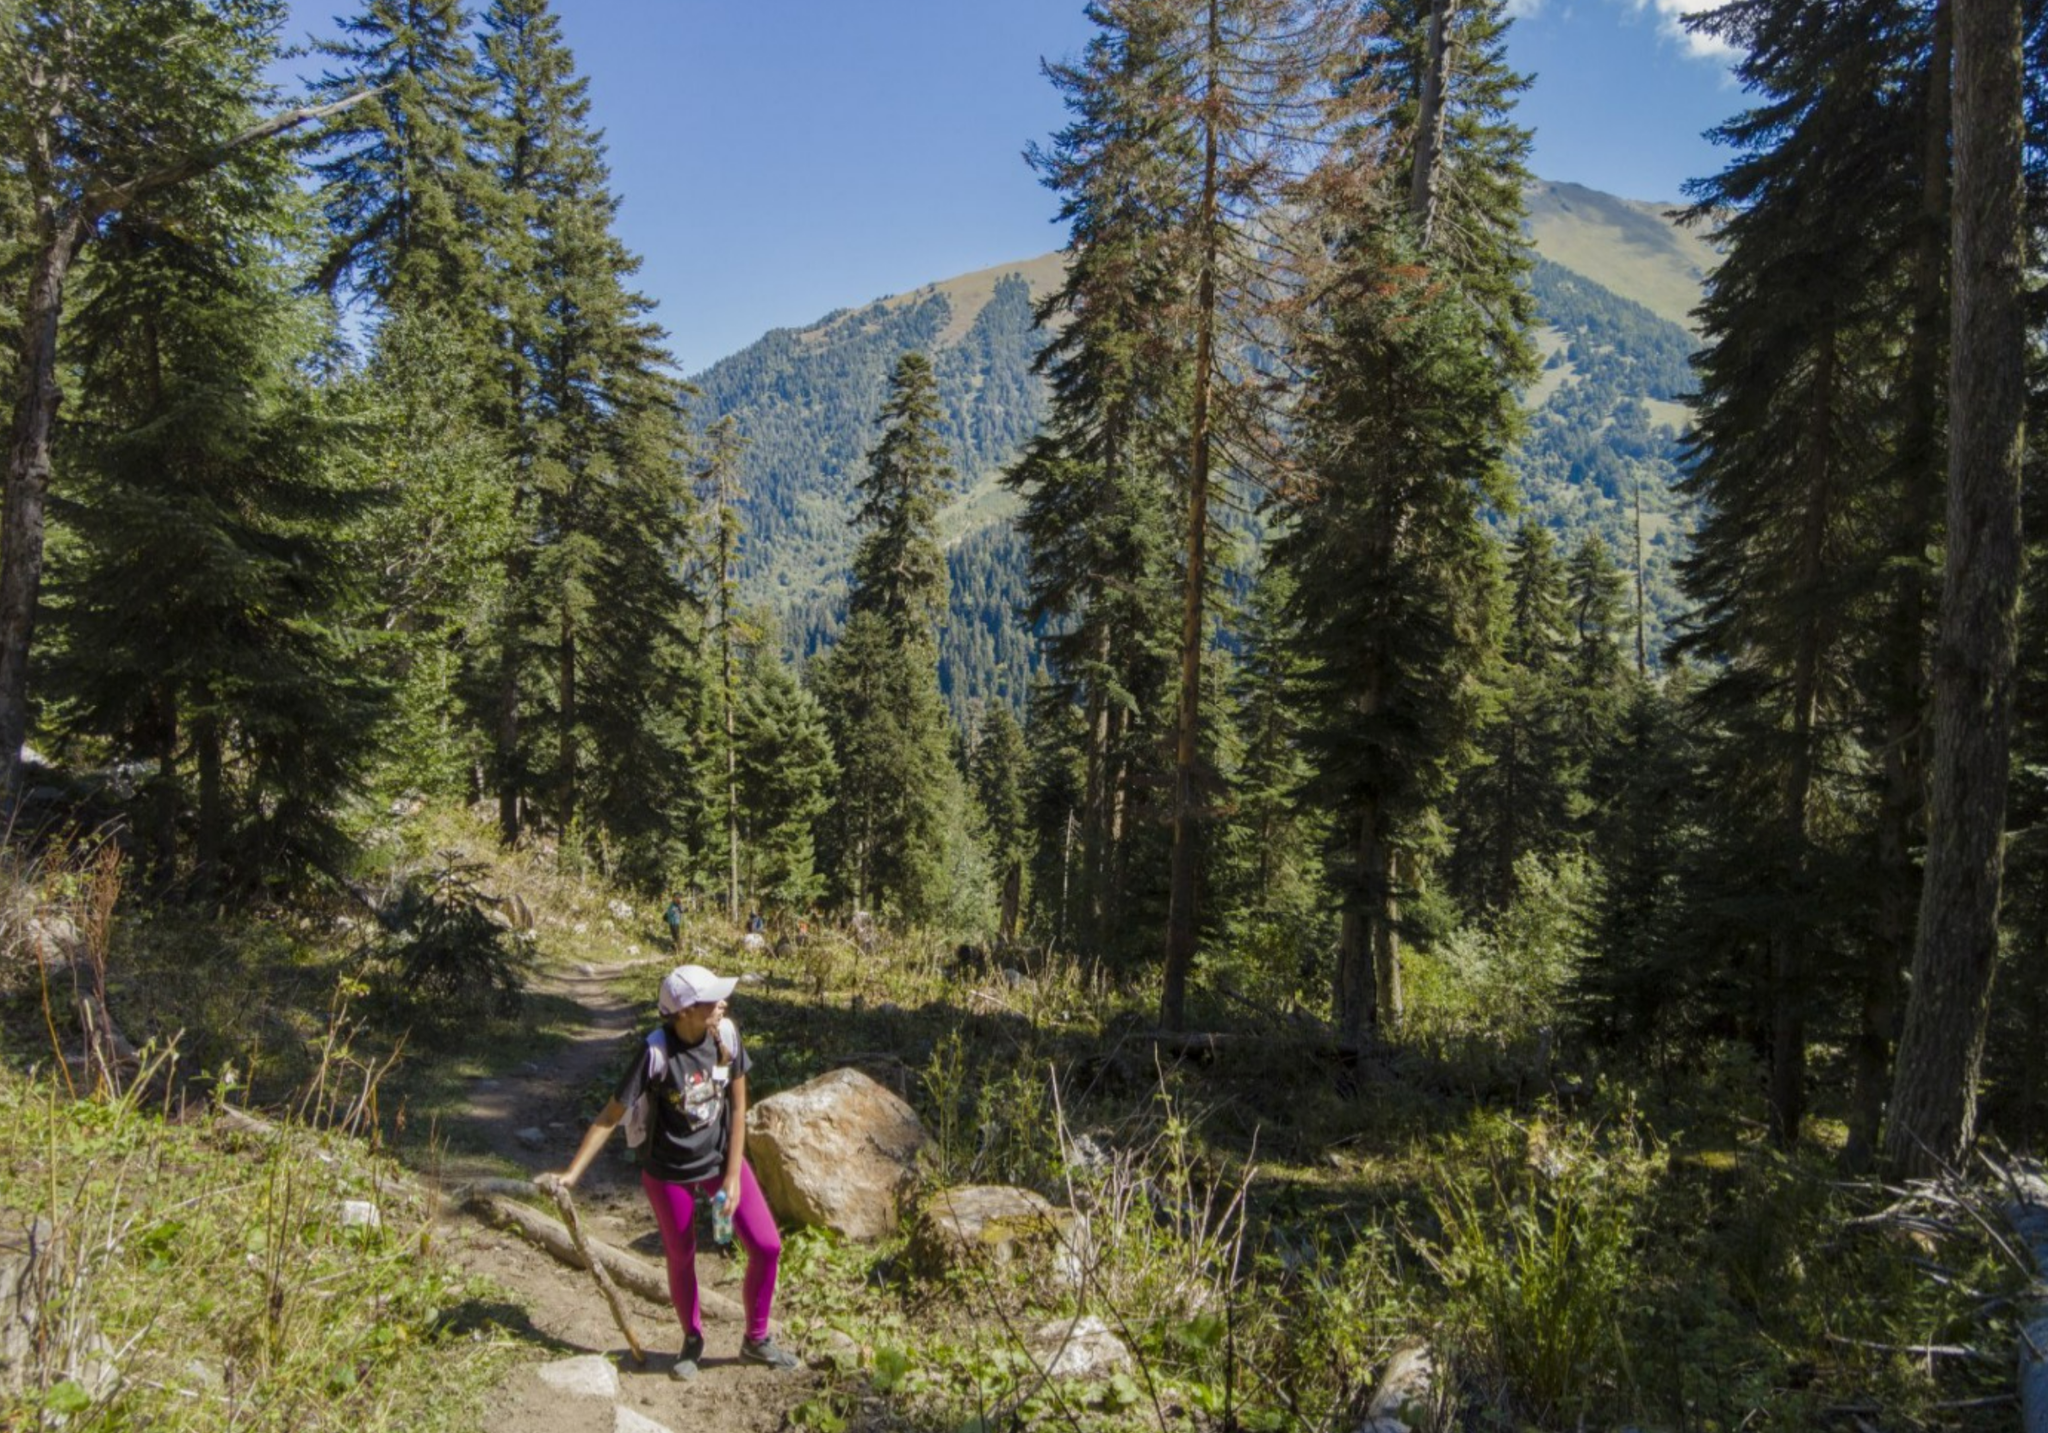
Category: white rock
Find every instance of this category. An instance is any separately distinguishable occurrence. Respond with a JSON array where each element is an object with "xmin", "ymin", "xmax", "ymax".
[
  {"xmin": 609, "ymin": 899, "xmax": 634, "ymax": 922},
  {"xmin": 615, "ymin": 1408, "xmax": 674, "ymax": 1433},
  {"xmin": 535, "ymin": 1354, "xmax": 619, "ymax": 1399},
  {"xmin": 1027, "ymin": 1315, "xmax": 1132, "ymax": 1379},
  {"xmin": 515, "ymin": 1127, "xmax": 547, "ymax": 1149},
  {"xmin": 338, "ymin": 1200, "xmax": 380, "ymax": 1230}
]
